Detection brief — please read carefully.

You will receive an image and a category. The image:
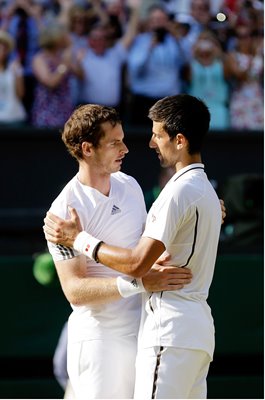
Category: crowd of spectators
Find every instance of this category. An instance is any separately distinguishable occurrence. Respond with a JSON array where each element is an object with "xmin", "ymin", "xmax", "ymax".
[{"xmin": 0, "ymin": 0, "xmax": 263, "ymax": 130}]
